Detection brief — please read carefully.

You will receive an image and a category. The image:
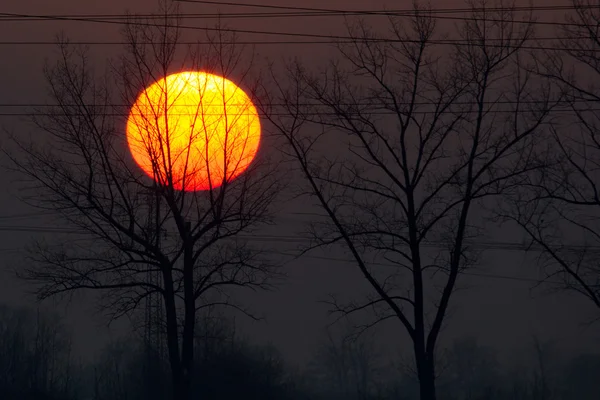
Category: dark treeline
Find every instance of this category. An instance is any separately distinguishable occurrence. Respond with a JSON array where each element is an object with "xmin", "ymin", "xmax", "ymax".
[{"xmin": 1, "ymin": 303, "xmax": 598, "ymax": 400}]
